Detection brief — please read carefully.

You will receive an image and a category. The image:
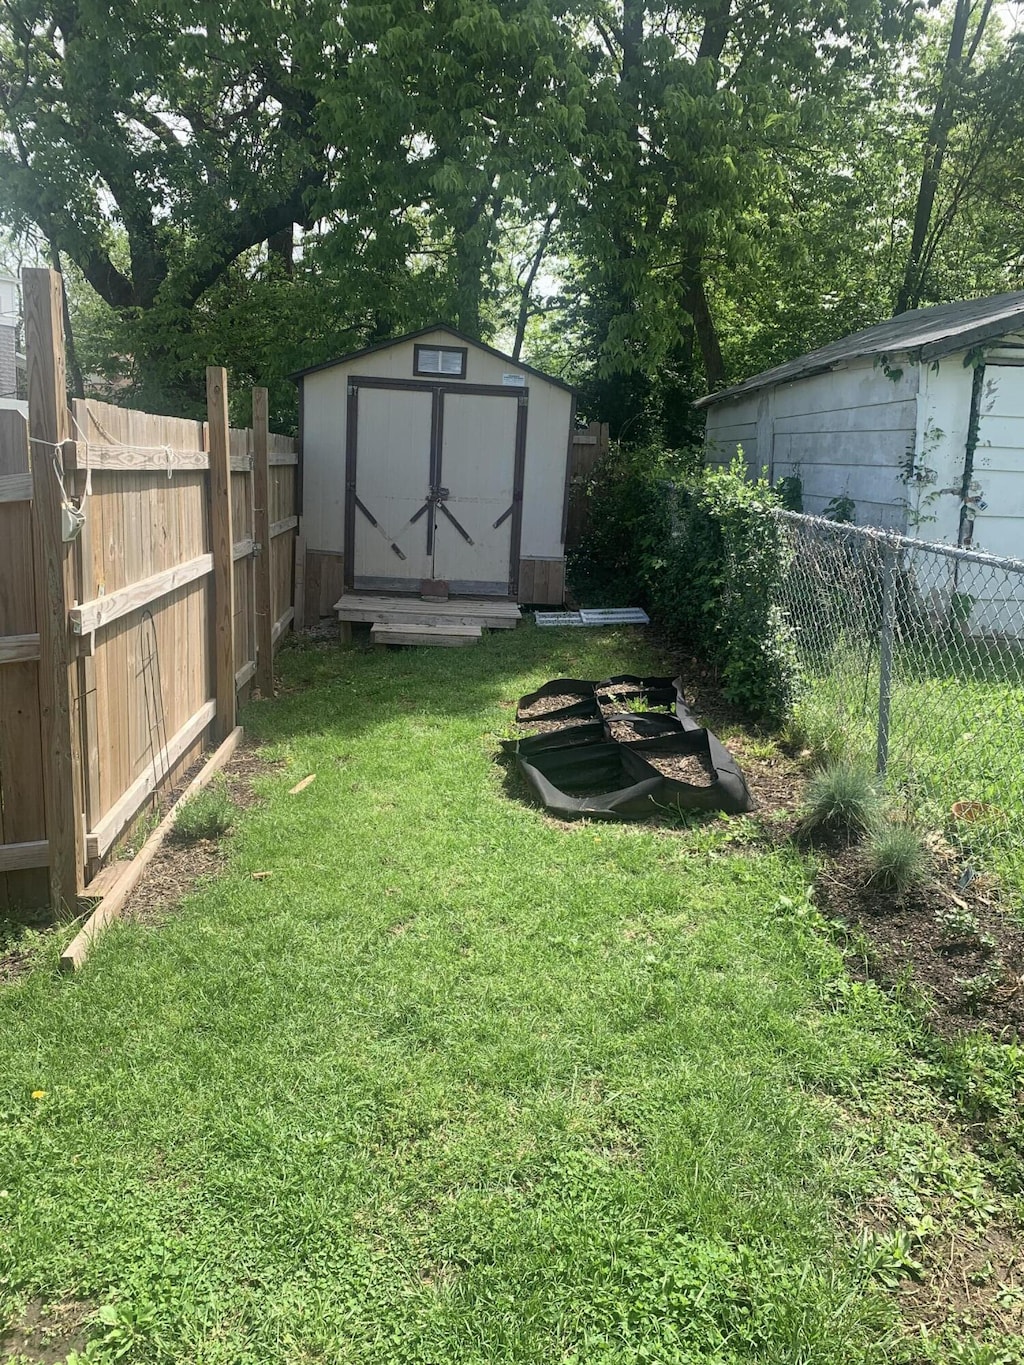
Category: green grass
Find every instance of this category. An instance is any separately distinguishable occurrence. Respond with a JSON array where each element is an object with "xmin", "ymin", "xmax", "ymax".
[
  {"xmin": 790, "ymin": 636, "xmax": 1024, "ymax": 897},
  {"xmin": 0, "ymin": 625, "xmax": 1020, "ymax": 1363}
]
